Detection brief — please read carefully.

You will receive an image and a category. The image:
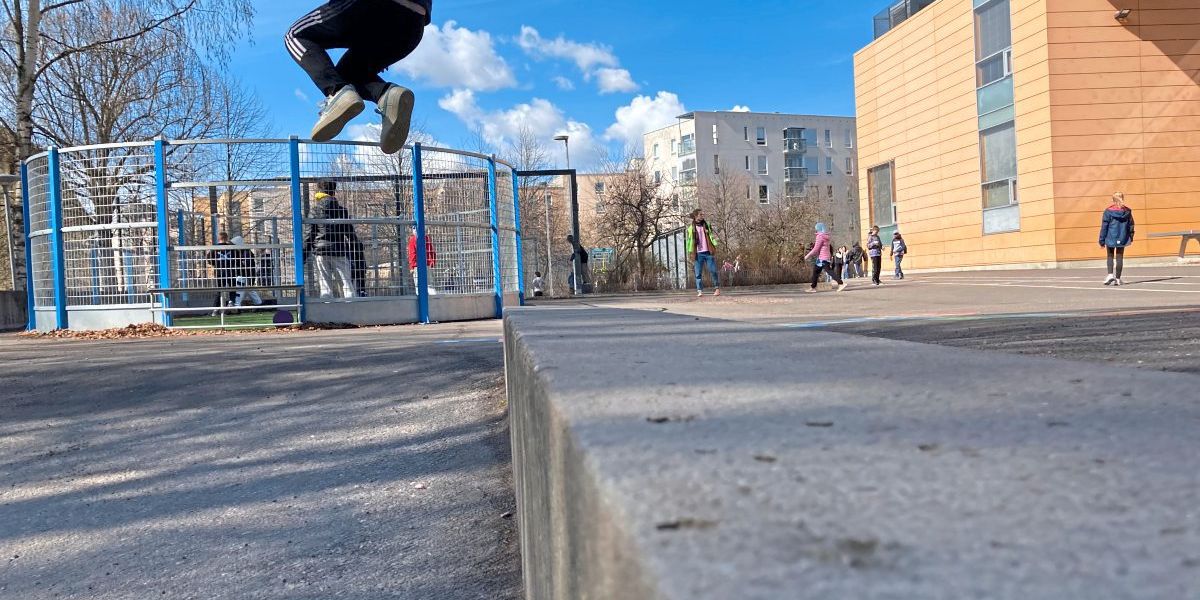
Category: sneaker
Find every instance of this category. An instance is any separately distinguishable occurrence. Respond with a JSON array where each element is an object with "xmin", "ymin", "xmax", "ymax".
[
  {"xmin": 1104, "ymin": 274, "xmax": 1115, "ymax": 286},
  {"xmin": 837, "ymin": 282, "xmax": 848, "ymax": 292},
  {"xmin": 1114, "ymin": 278, "xmax": 1123, "ymax": 286},
  {"xmin": 311, "ymin": 86, "xmax": 364, "ymax": 142},
  {"xmin": 697, "ymin": 290, "xmax": 703, "ymax": 297},
  {"xmin": 377, "ymin": 85, "xmax": 415, "ymax": 154},
  {"xmin": 714, "ymin": 289, "xmax": 722, "ymax": 297},
  {"xmin": 805, "ymin": 288, "xmax": 817, "ymax": 293}
]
